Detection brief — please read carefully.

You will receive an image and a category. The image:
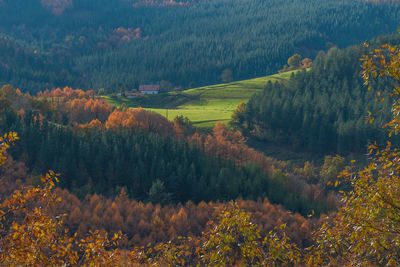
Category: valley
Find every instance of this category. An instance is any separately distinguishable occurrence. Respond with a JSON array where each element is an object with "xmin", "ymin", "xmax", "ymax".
[{"xmin": 1, "ymin": 0, "xmax": 400, "ymax": 265}]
